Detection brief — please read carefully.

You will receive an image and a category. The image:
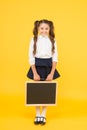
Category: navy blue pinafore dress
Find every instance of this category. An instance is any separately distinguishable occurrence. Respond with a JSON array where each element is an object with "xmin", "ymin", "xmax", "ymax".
[{"xmin": 27, "ymin": 57, "xmax": 60, "ymax": 81}]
